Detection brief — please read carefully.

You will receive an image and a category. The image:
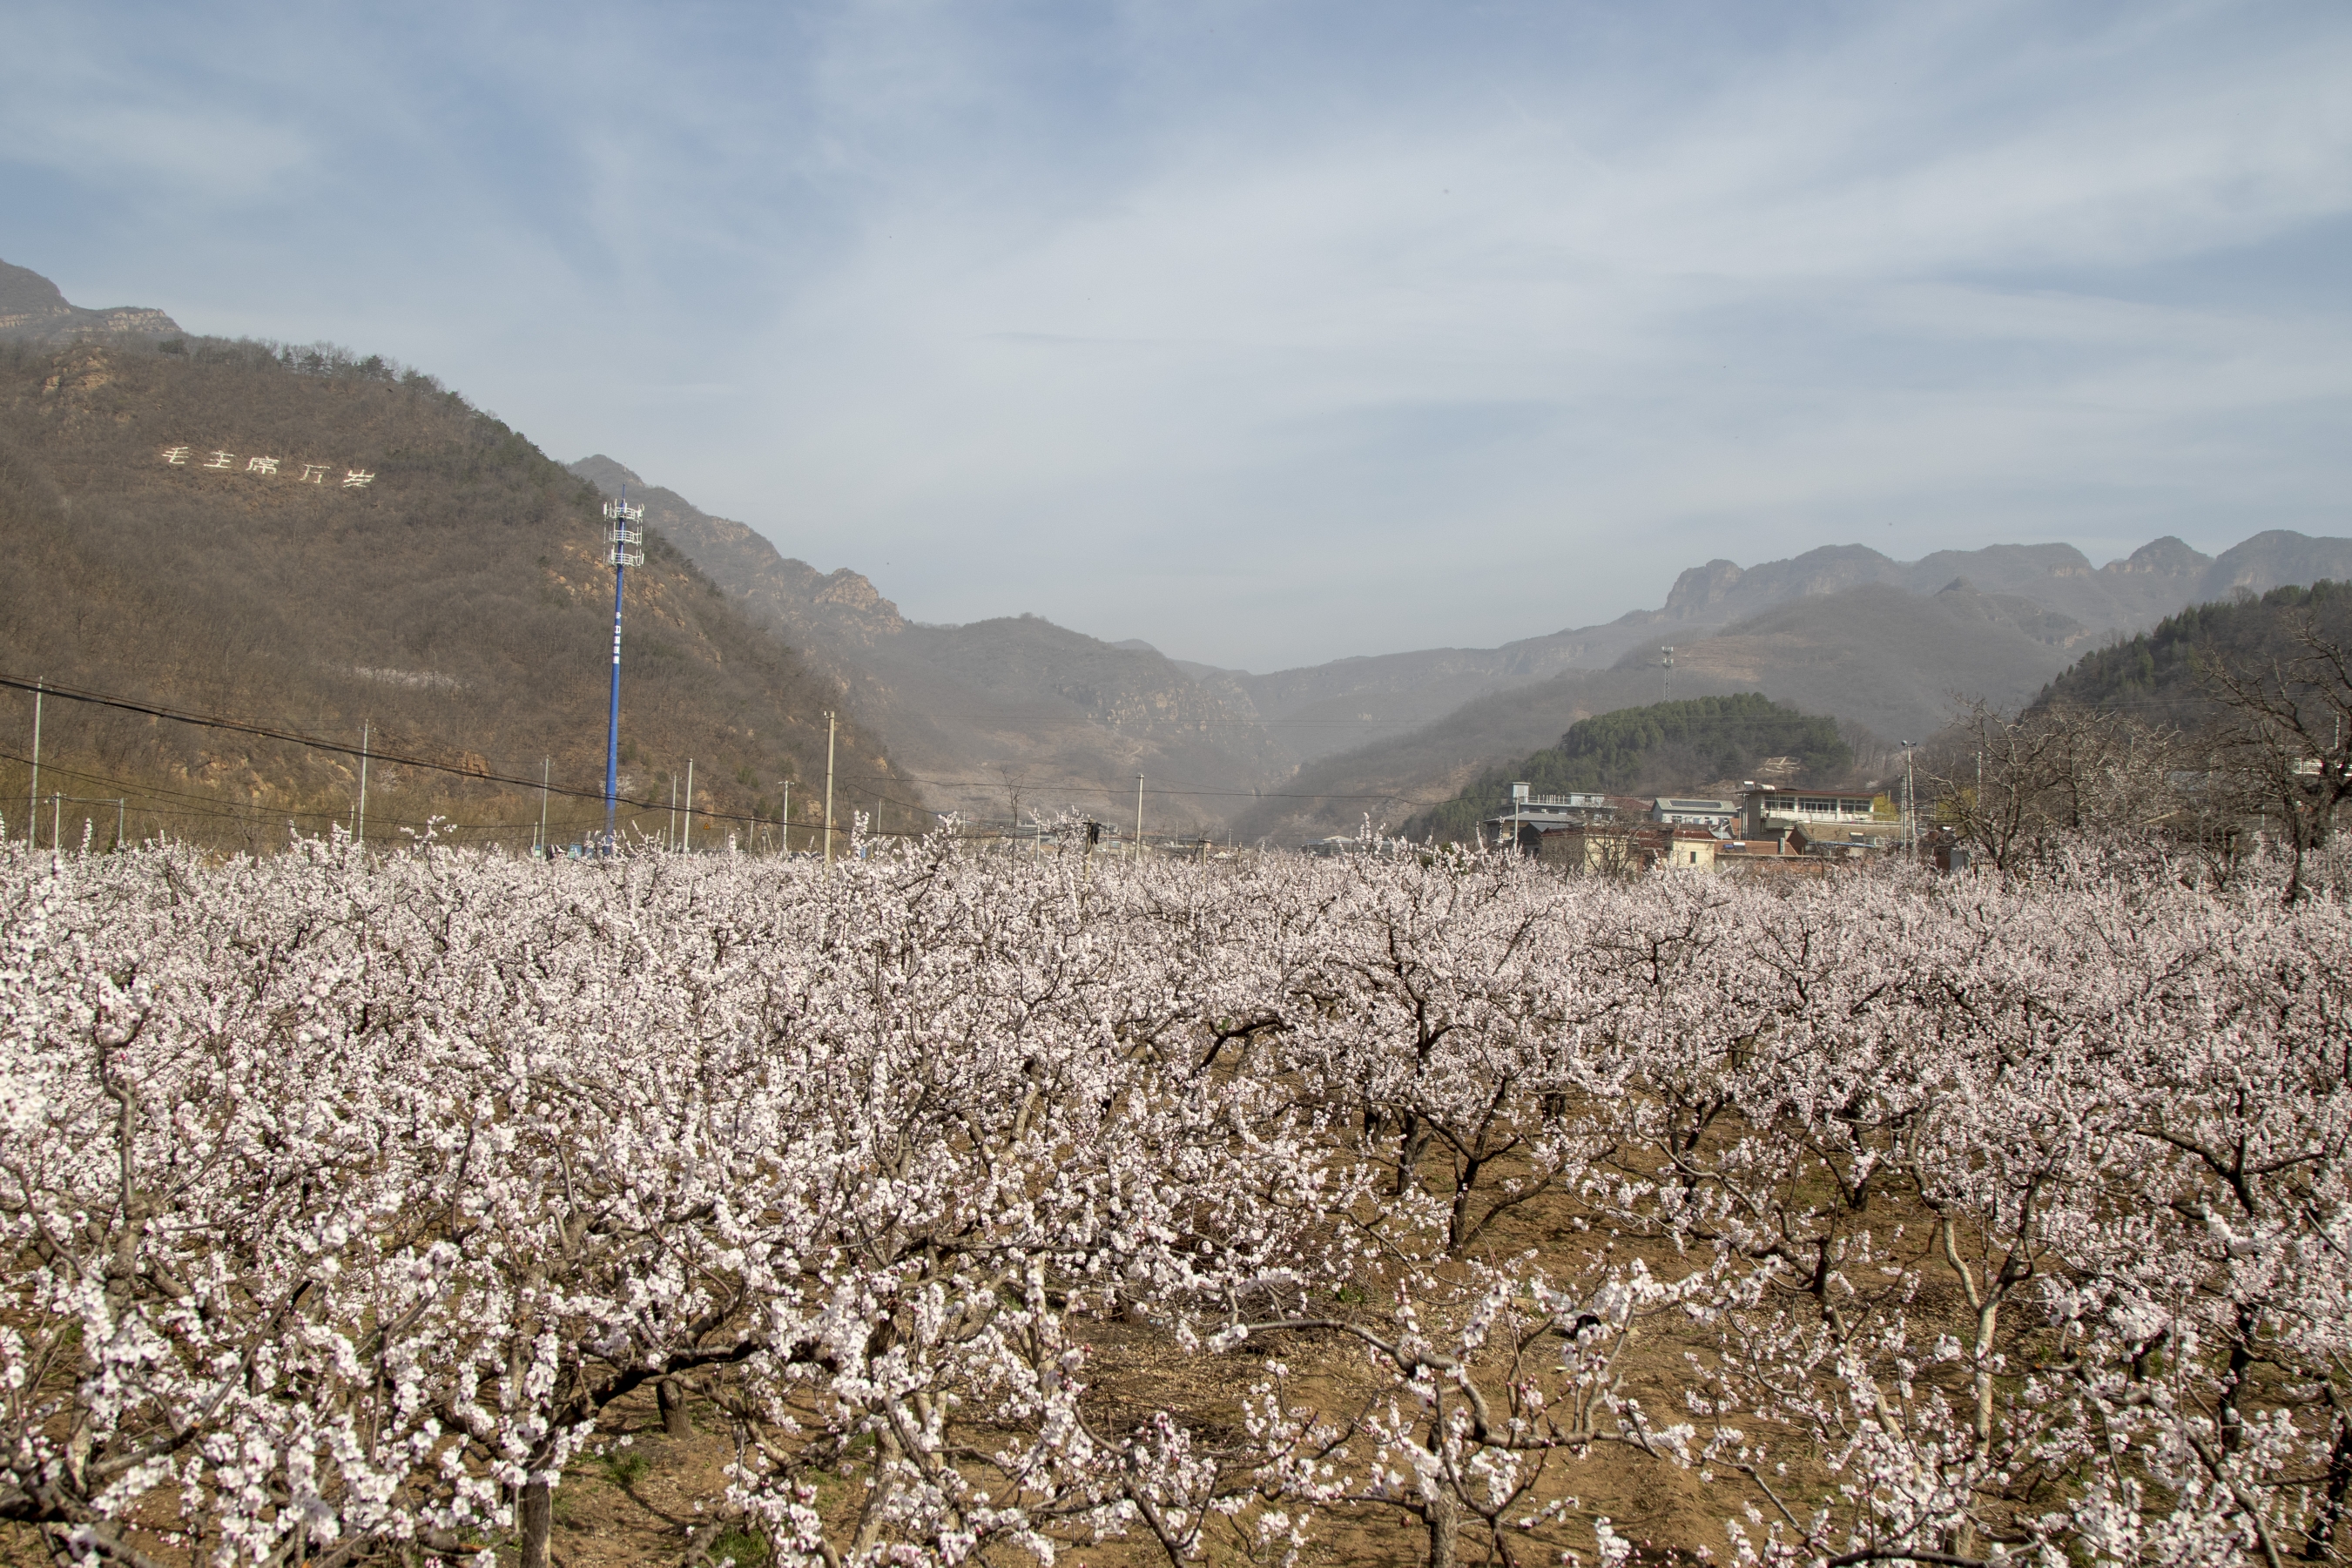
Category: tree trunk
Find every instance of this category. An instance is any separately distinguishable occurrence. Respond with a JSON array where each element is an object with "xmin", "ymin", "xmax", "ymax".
[
  {"xmin": 658, "ymin": 1376, "xmax": 693, "ymax": 1439},
  {"xmin": 1396, "ymin": 1112, "xmax": 1432, "ymax": 1197},
  {"xmin": 1422, "ymin": 1491, "xmax": 1460, "ymax": 1568},
  {"xmin": 520, "ymin": 1477, "xmax": 554, "ymax": 1568},
  {"xmin": 2305, "ymin": 1390, "xmax": 2351, "ymax": 1561}
]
